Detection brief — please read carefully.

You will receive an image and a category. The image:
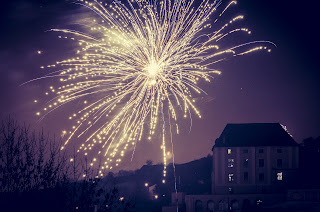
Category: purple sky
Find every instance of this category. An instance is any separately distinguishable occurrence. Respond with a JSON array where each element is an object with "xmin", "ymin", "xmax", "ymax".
[{"xmin": 0, "ymin": 0, "xmax": 319, "ymax": 171}]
